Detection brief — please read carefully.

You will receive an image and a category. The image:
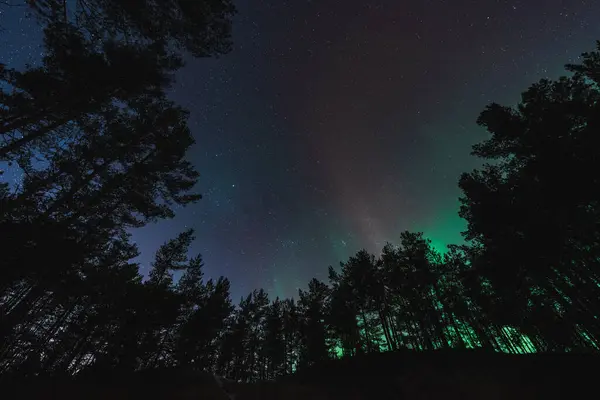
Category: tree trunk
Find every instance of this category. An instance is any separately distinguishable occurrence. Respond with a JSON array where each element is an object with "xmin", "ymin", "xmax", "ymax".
[
  {"xmin": 360, "ymin": 311, "xmax": 372, "ymax": 352},
  {"xmin": 378, "ymin": 309, "xmax": 394, "ymax": 351},
  {"xmin": 0, "ymin": 283, "xmax": 45, "ymax": 344}
]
